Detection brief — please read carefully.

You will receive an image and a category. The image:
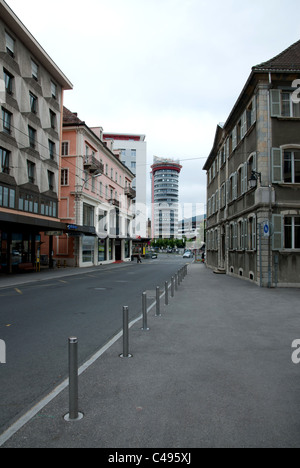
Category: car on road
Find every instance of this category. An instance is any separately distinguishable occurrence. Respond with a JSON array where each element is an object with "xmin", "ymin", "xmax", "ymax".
[{"xmin": 183, "ymin": 251, "xmax": 193, "ymax": 258}]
